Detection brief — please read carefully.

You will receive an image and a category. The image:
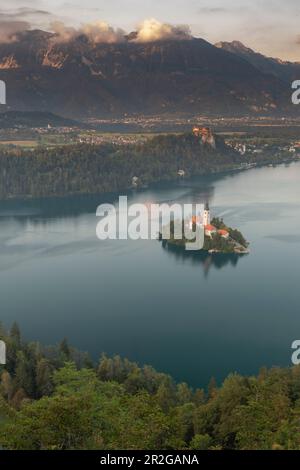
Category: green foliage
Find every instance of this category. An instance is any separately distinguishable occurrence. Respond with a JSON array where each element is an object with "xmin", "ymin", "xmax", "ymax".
[
  {"xmin": 165, "ymin": 216, "xmax": 248, "ymax": 253},
  {"xmin": 0, "ymin": 365, "xmax": 173, "ymax": 450},
  {"xmin": 190, "ymin": 434, "xmax": 212, "ymax": 450},
  {"xmin": 0, "ymin": 325, "xmax": 300, "ymax": 450},
  {"xmin": 211, "ymin": 217, "xmax": 248, "ymax": 249},
  {"xmin": 0, "ymin": 134, "xmax": 242, "ymax": 199},
  {"xmin": 203, "ymin": 233, "xmax": 236, "ymax": 253},
  {"xmin": 228, "ymin": 228, "xmax": 248, "ymax": 248}
]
